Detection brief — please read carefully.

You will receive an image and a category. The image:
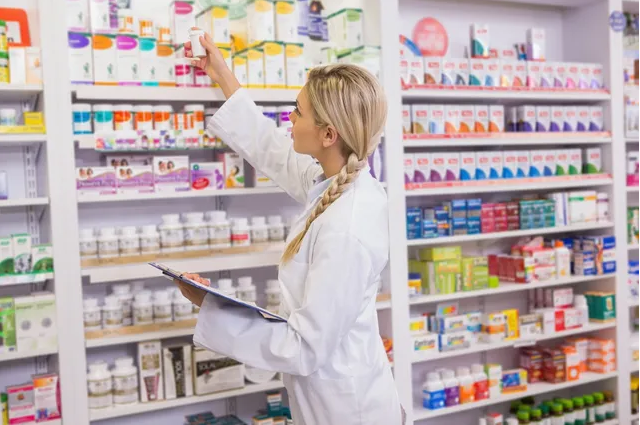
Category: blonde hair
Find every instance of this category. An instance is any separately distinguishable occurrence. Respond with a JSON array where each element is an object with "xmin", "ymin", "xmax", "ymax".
[{"xmin": 281, "ymin": 64, "xmax": 388, "ymax": 264}]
